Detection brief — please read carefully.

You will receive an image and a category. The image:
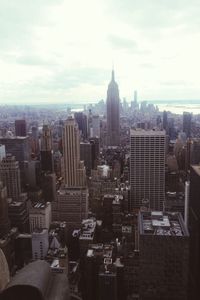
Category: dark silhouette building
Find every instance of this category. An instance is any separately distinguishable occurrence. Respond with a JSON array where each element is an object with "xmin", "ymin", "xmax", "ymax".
[
  {"xmin": 106, "ymin": 70, "xmax": 120, "ymax": 146},
  {"xmin": 183, "ymin": 112, "xmax": 192, "ymax": 138},
  {"xmin": 74, "ymin": 112, "xmax": 88, "ymax": 140},
  {"xmin": 15, "ymin": 120, "xmax": 27, "ymax": 137},
  {"xmin": 162, "ymin": 110, "xmax": 168, "ymax": 131},
  {"xmin": 80, "ymin": 142, "xmax": 92, "ymax": 176},
  {"xmin": 138, "ymin": 211, "xmax": 189, "ymax": 300},
  {"xmin": 98, "ymin": 263, "xmax": 117, "ymax": 300},
  {"xmin": 189, "ymin": 165, "xmax": 200, "ymax": 300},
  {"xmin": 8, "ymin": 201, "xmax": 29, "ymax": 233},
  {"xmin": 40, "ymin": 125, "xmax": 54, "ymax": 173}
]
